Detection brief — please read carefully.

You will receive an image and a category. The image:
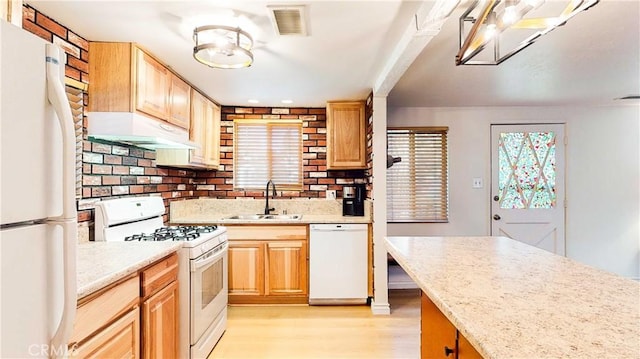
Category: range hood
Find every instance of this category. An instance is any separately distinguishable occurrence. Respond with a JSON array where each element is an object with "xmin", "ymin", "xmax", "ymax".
[{"xmin": 87, "ymin": 112, "xmax": 197, "ymax": 150}]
